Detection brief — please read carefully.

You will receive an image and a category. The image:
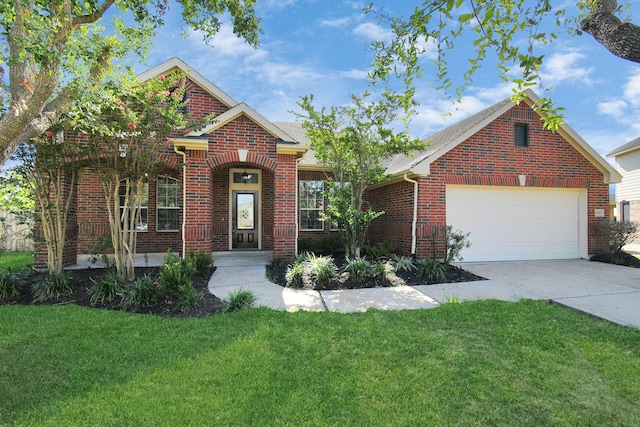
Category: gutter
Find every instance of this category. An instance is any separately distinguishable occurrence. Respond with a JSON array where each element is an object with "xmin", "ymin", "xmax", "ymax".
[
  {"xmin": 403, "ymin": 174, "xmax": 418, "ymax": 256},
  {"xmin": 174, "ymin": 145, "xmax": 187, "ymax": 258}
]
